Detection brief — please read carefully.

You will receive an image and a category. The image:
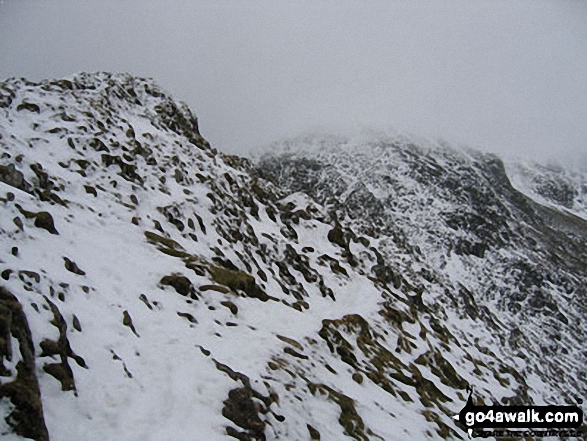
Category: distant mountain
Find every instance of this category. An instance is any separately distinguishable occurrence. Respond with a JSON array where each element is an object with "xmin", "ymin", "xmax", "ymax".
[{"xmin": 0, "ymin": 73, "xmax": 584, "ymax": 440}]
